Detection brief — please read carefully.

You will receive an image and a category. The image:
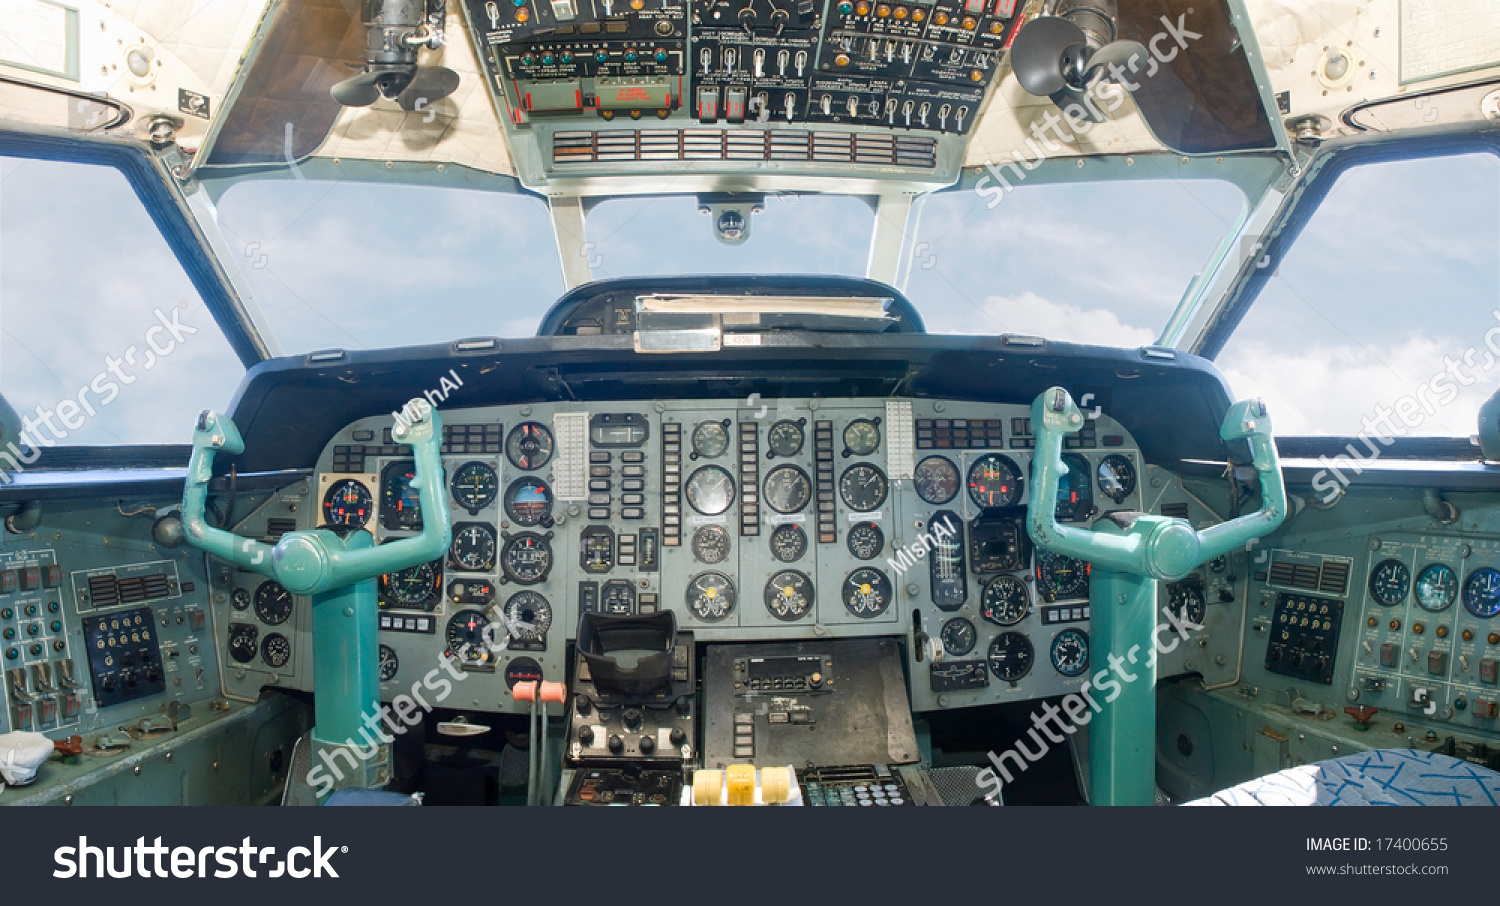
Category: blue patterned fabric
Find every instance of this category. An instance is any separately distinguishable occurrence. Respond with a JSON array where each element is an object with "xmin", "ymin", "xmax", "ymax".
[{"xmin": 1185, "ymin": 749, "xmax": 1500, "ymax": 806}]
